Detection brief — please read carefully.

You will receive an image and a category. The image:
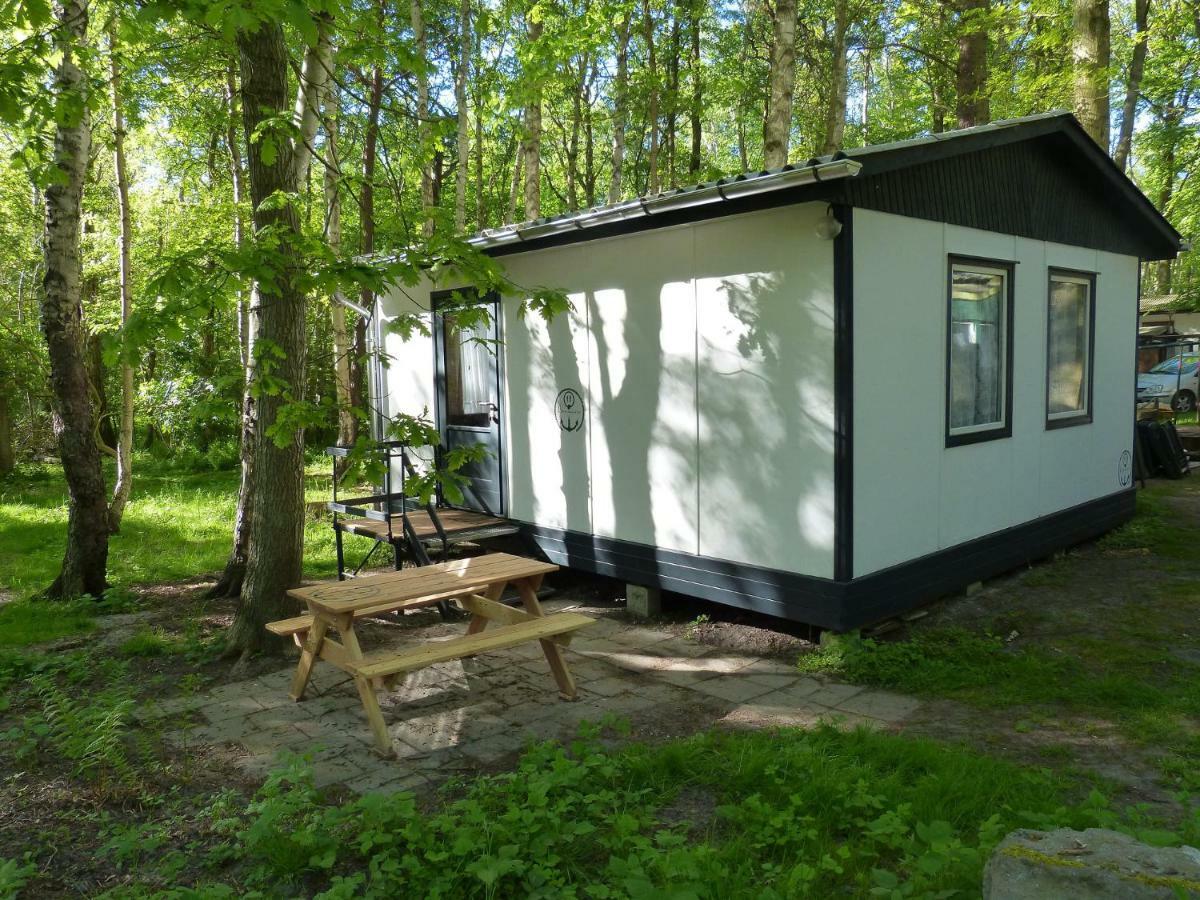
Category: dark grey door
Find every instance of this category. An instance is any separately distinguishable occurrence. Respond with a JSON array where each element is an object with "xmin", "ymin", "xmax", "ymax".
[{"xmin": 433, "ymin": 293, "xmax": 503, "ymax": 515}]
